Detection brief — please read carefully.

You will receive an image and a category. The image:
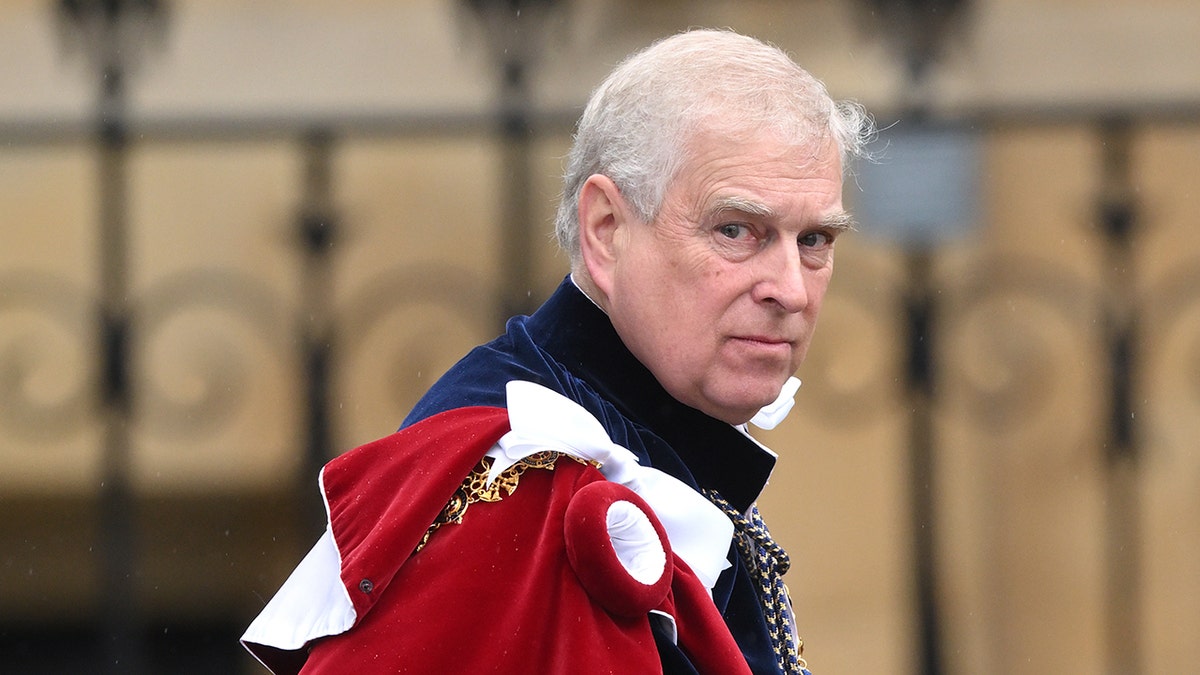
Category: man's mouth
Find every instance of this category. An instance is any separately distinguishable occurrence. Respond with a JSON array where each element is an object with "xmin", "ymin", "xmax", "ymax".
[{"xmin": 729, "ymin": 335, "xmax": 793, "ymax": 355}]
